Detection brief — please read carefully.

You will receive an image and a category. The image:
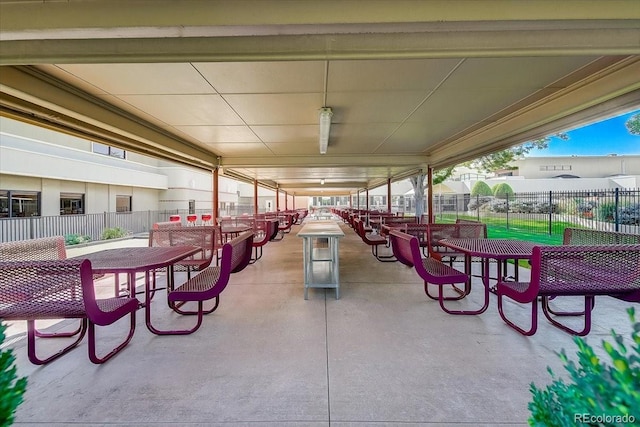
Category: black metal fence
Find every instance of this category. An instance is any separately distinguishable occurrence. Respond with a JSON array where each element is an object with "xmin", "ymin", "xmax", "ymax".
[
  {"xmin": 1, "ymin": 188, "xmax": 638, "ymax": 243},
  {"xmin": 433, "ymin": 188, "xmax": 640, "ymax": 236}
]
